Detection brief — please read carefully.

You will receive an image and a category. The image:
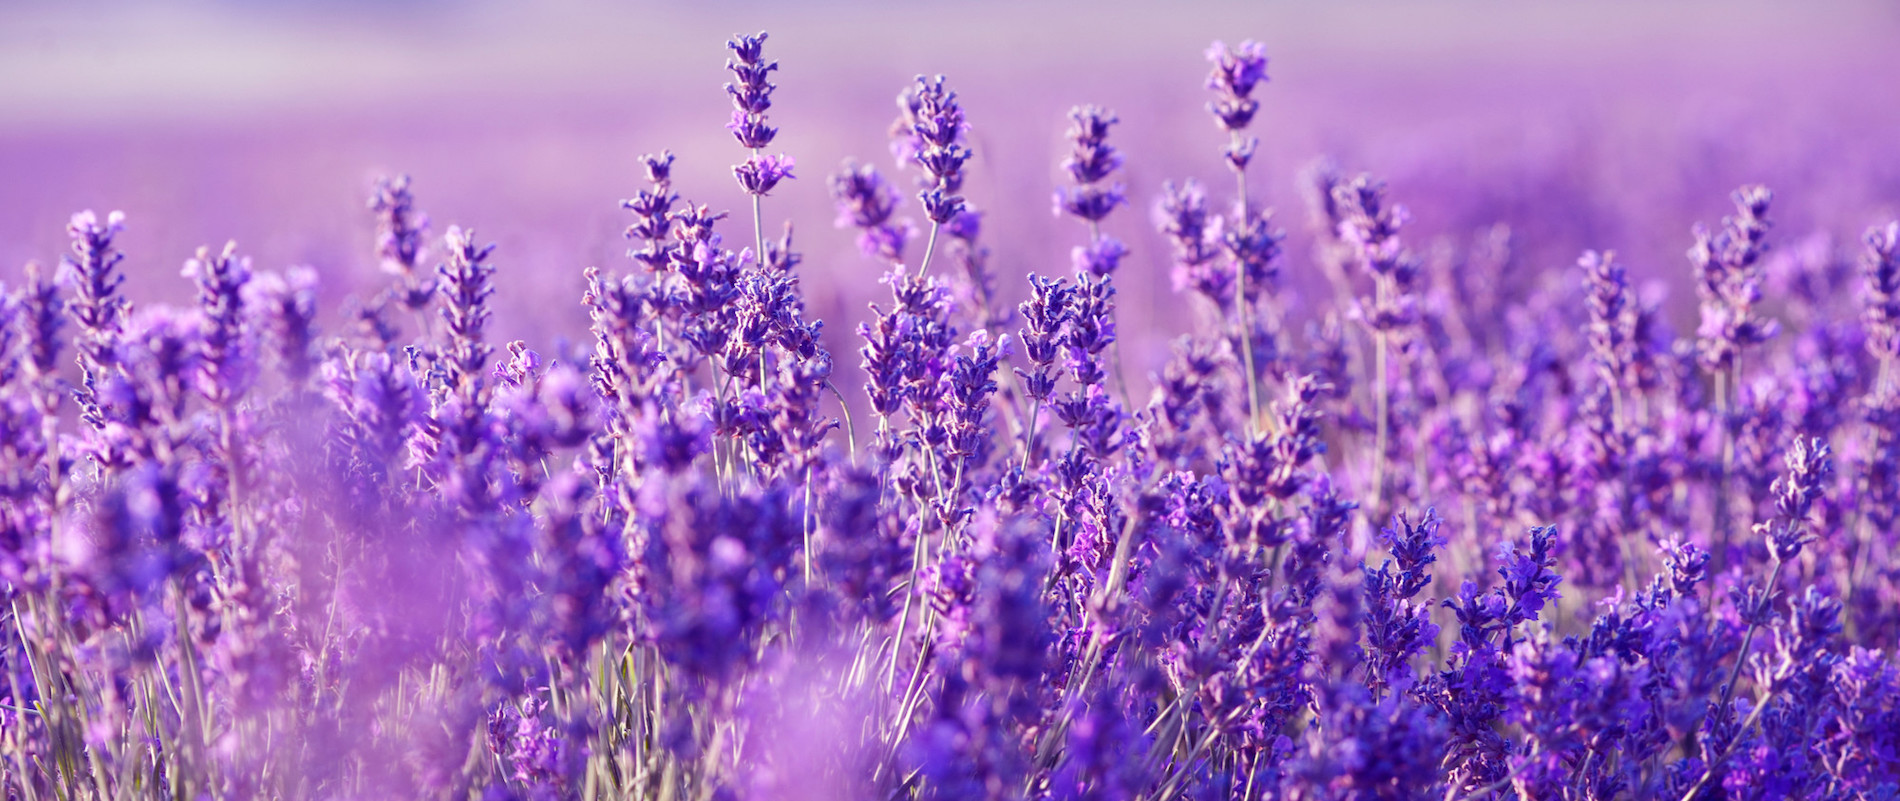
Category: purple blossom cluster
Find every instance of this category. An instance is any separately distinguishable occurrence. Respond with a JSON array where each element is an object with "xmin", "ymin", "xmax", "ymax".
[{"xmin": 3, "ymin": 30, "xmax": 1899, "ymax": 801}]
